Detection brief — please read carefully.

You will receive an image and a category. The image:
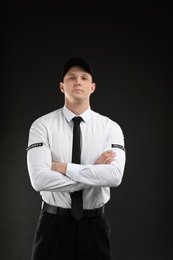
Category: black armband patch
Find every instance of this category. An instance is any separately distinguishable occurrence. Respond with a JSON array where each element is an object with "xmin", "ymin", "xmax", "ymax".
[
  {"xmin": 26, "ymin": 142, "xmax": 43, "ymax": 151},
  {"xmin": 111, "ymin": 144, "xmax": 125, "ymax": 151}
]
